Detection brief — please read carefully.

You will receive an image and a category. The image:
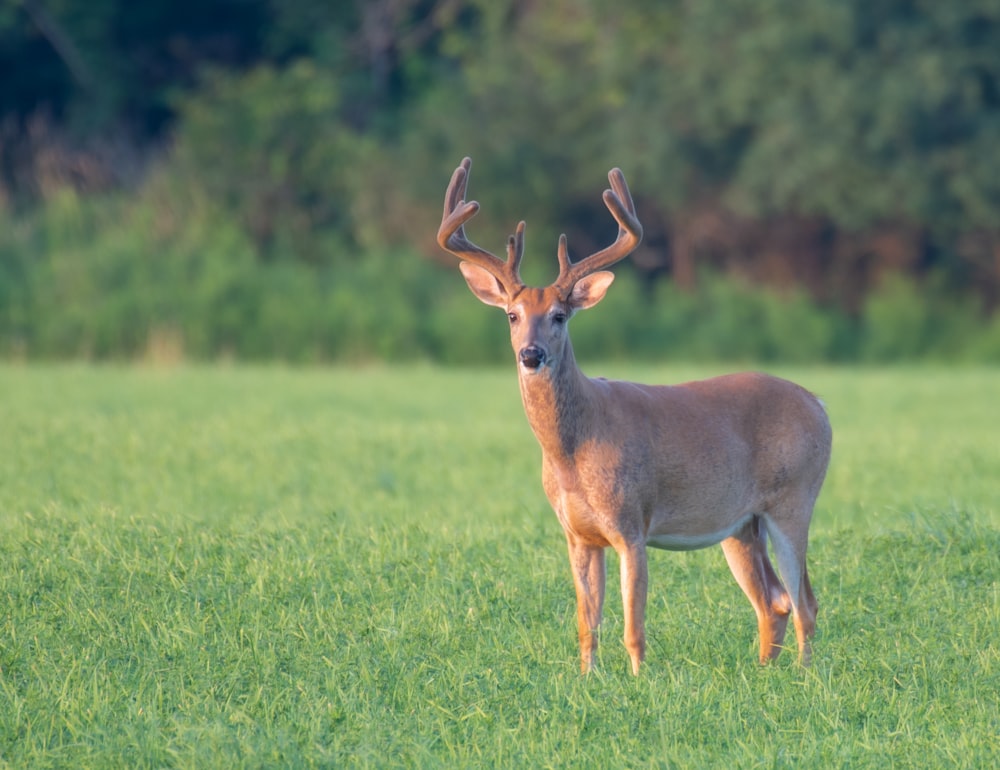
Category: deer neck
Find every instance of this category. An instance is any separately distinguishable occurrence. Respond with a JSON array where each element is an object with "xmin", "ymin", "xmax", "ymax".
[{"xmin": 517, "ymin": 341, "xmax": 597, "ymax": 460}]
